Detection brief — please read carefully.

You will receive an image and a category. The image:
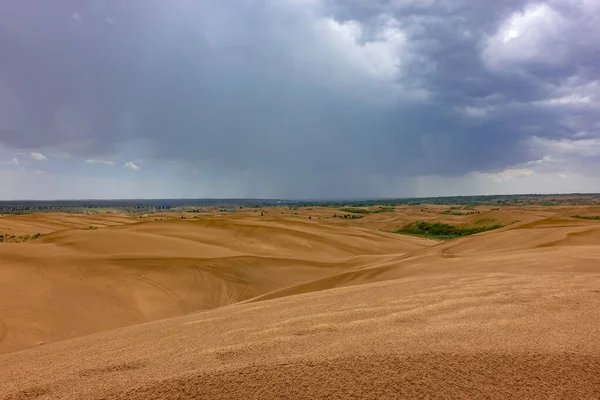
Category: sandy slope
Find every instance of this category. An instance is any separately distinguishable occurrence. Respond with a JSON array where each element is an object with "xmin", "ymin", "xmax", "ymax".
[
  {"xmin": 1, "ymin": 207, "xmax": 600, "ymax": 399},
  {"xmin": 0, "ymin": 214, "xmax": 427, "ymax": 354},
  {"xmin": 0, "ymin": 212, "xmax": 134, "ymax": 236}
]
